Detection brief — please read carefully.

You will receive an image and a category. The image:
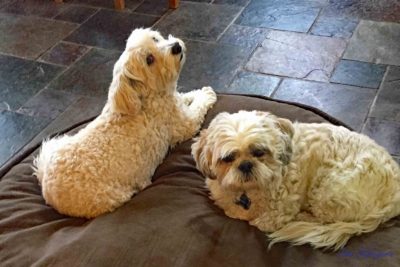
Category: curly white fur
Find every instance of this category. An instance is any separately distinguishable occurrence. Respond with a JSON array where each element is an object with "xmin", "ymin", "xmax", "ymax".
[
  {"xmin": 192, "ymin": 111, "xmax": 400, "ymax": 250},
  {"xmin": 33, "ymin": 28, "xmax": 217, "ymax": 218}
]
